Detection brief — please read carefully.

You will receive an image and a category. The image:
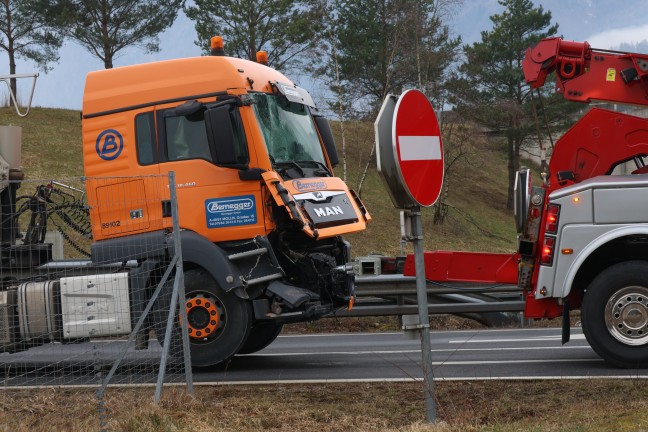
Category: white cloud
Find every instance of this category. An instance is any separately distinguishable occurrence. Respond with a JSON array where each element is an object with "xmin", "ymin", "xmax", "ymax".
[{"xmin": 587, "ymin": 24, "xmax": 648, "ymax": 50}]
